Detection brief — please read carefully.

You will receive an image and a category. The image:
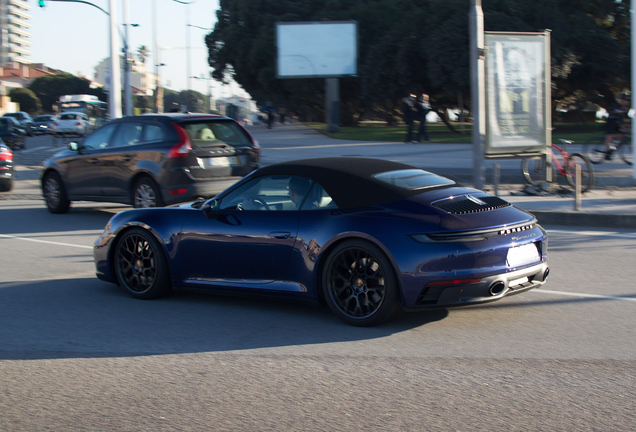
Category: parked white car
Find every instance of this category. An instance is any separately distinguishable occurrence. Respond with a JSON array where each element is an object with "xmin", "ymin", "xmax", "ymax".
[{"xmin": 54, "ymin": 112, "xmax": 91, "ymax": 136}]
